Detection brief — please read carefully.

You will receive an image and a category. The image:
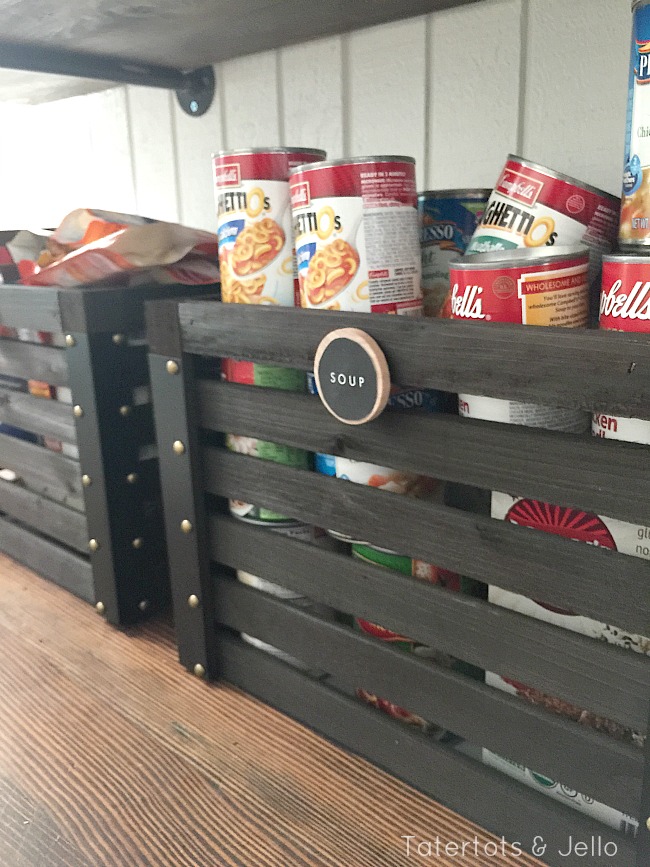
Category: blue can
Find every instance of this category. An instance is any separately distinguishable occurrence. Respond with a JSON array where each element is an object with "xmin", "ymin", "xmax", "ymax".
[{"xmin": 418, "ymin": 189, "xmax": 491, "ymax": 316}]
